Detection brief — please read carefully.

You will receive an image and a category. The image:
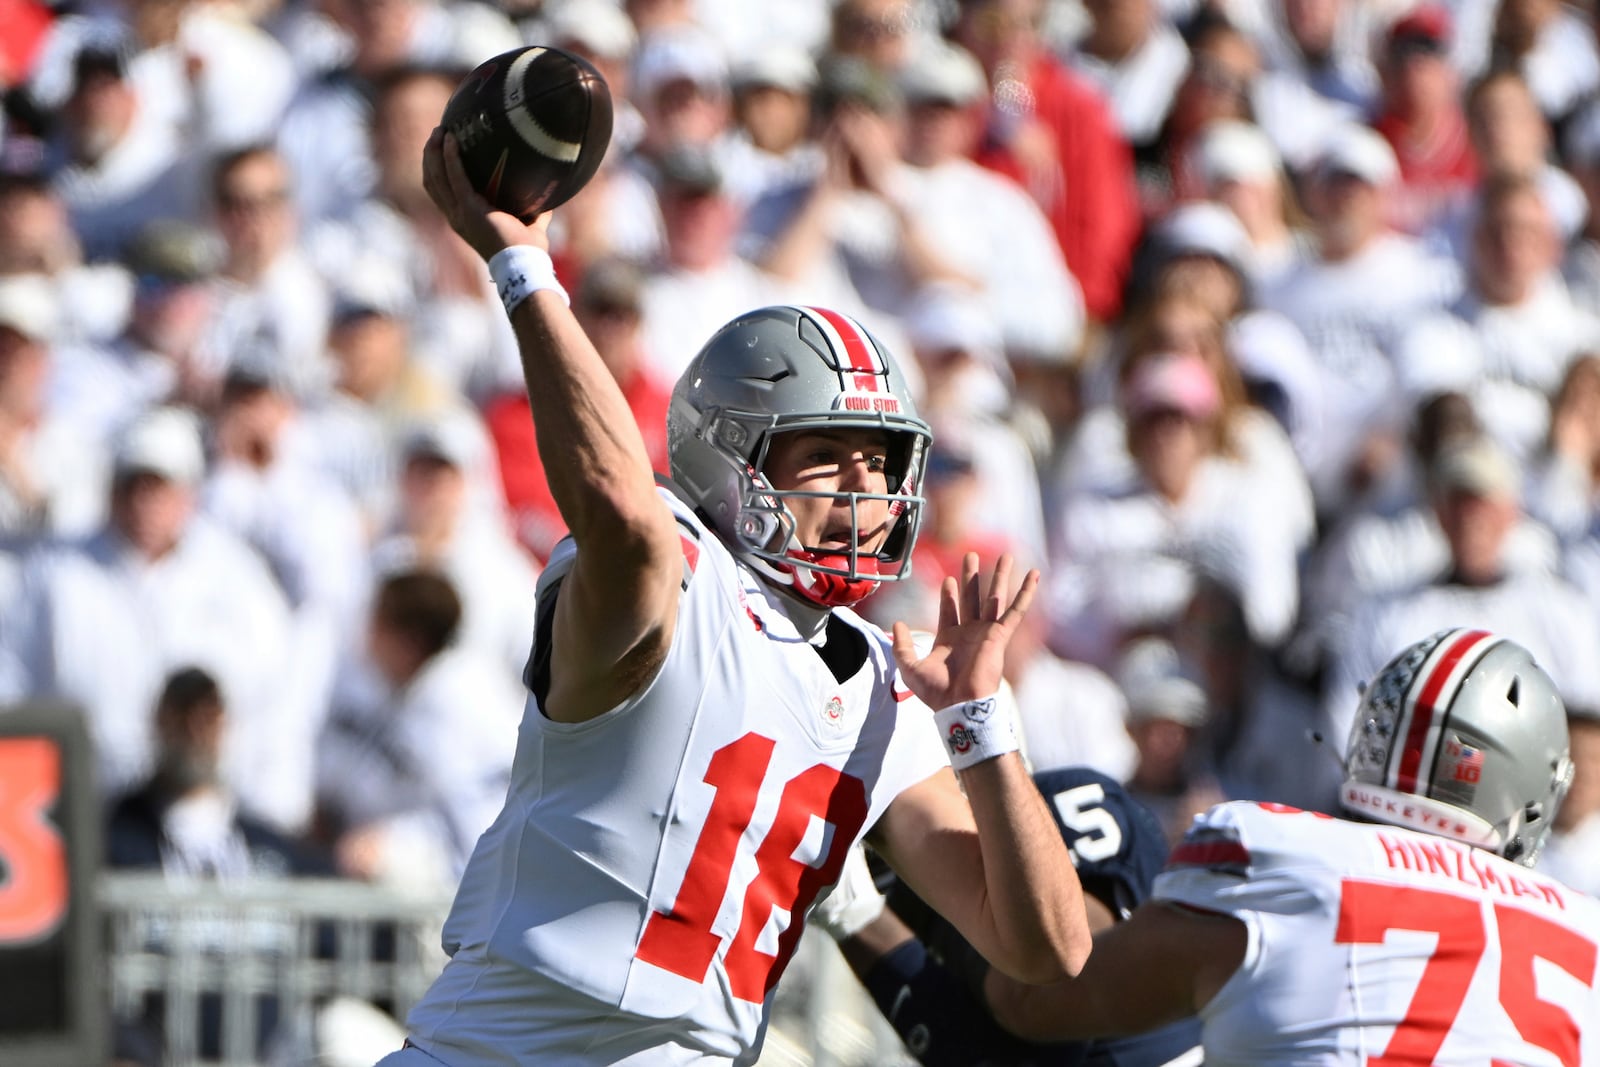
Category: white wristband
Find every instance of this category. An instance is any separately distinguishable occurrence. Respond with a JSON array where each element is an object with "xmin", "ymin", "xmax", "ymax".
[
  {"xmin": 934, "ymin": 693, "xmax": 1019, "ymax": 770},
  {"xmin": 489, "ymin": 245, "xmax": 568, "ymax": 315}
]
